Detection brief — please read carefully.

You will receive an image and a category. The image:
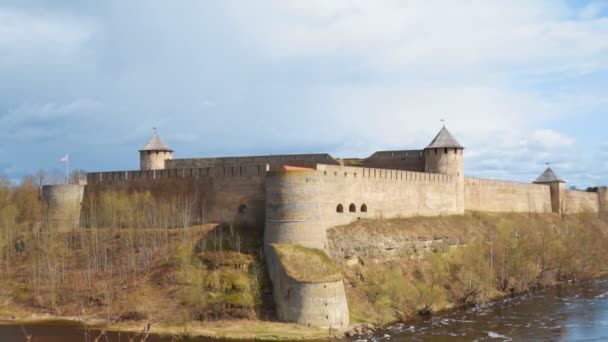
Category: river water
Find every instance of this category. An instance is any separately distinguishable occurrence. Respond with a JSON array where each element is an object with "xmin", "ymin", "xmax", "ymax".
[
  {"xmin": 375, "ymin": 278, "xmax": 608, "ymax": 341},
  {"xmin": 2, "ymin": 279, "xmax": 608, "ymax": 341}
]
